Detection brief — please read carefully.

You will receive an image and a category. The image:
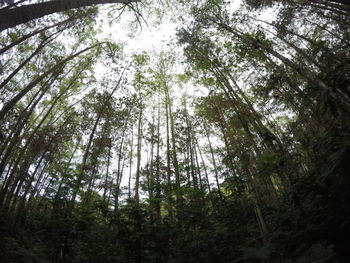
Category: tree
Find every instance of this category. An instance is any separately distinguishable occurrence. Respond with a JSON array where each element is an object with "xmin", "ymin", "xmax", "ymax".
[{"xmin": 1, "ymin": 1, "xmax": 350, "ymax": 262}]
